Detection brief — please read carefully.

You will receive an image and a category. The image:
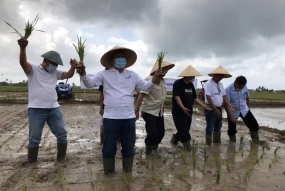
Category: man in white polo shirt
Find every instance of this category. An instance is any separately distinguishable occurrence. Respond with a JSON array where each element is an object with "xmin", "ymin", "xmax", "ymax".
[
  {"xmin": 17, "ymin": 37, "xmax": 76, "ymax": 163},
  {"xmin": 204, "ymin": 66, "xmax": 236, "ymax": 145},
  {"xmin": 74, "ymin": 46, "xmax": 163, "ymax": 174}
]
